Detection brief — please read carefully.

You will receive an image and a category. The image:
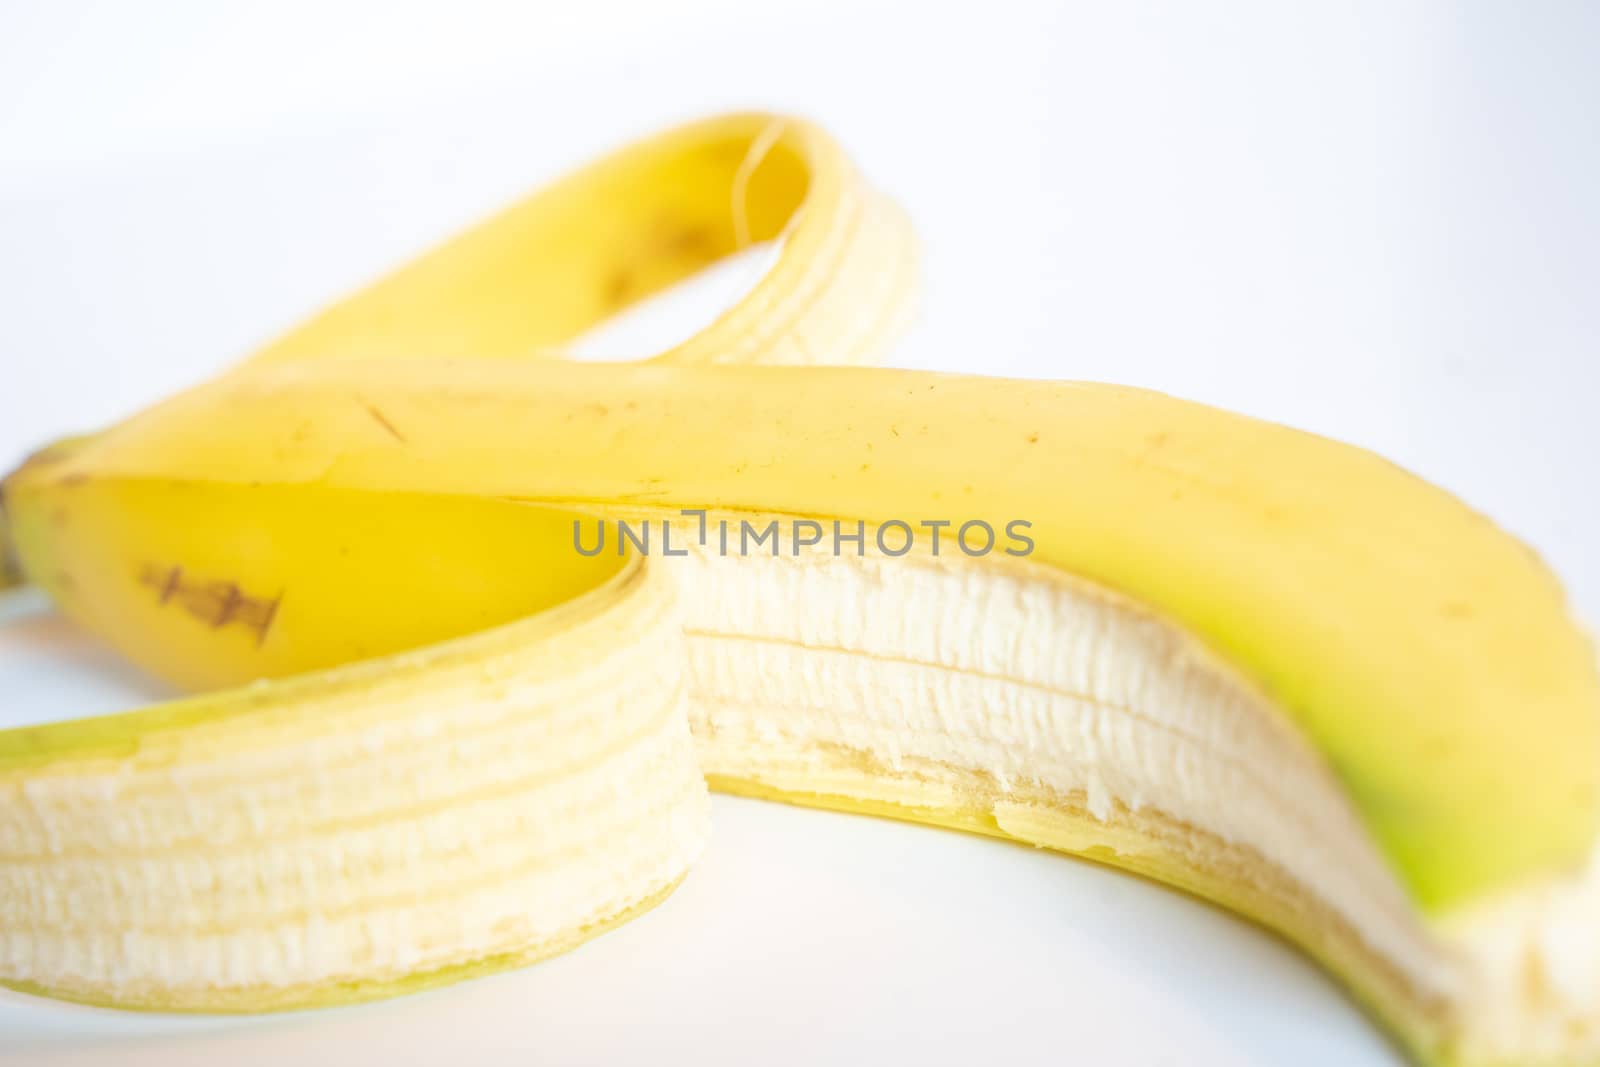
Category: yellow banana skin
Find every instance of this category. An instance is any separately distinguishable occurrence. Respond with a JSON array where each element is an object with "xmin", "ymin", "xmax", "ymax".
[
  {"xmin": 2, "ymin": 114, "xmax": 1598, "ymax": 1067},
  {"xmin": 245, "ymin": 112, "xmax": 915, "ymax": 368}
]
